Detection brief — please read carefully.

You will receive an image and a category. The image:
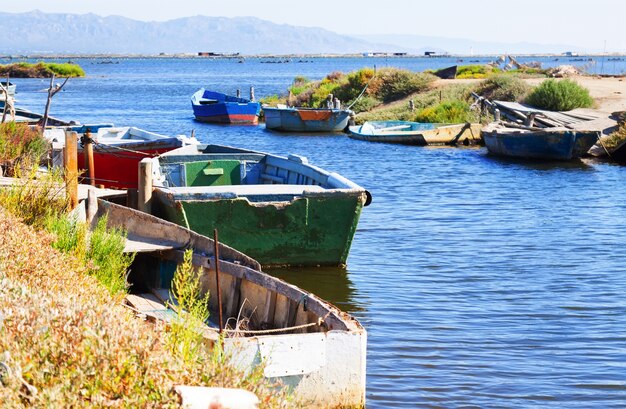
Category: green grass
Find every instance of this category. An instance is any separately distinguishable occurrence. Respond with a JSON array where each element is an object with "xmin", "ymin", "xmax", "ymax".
[
  {"xmin": 525, "ymin": 79, "xmax": 594, "ymax": 111},
  {"xmin": 414, "ymin": 100, "xmax": 474, "ymax": 123},
  {"xmin": 474, "ymin": 74, "xmax": 531, "ymax": 102},
  {"xmin": 456, "ymin": 64, "xmax": 501, "ymax": 79}
]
